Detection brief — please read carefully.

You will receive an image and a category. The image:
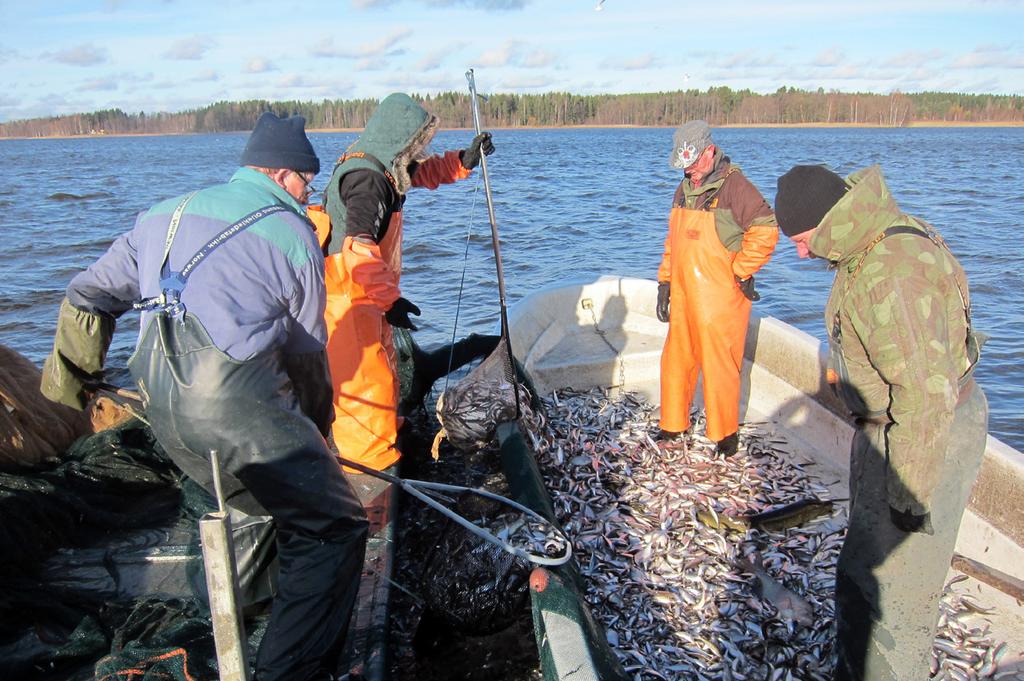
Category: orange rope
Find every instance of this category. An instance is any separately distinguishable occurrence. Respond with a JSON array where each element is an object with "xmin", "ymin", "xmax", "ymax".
[{"xmin": 96, "ymin": 647, "xmax": 196, "ymax": 681}]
